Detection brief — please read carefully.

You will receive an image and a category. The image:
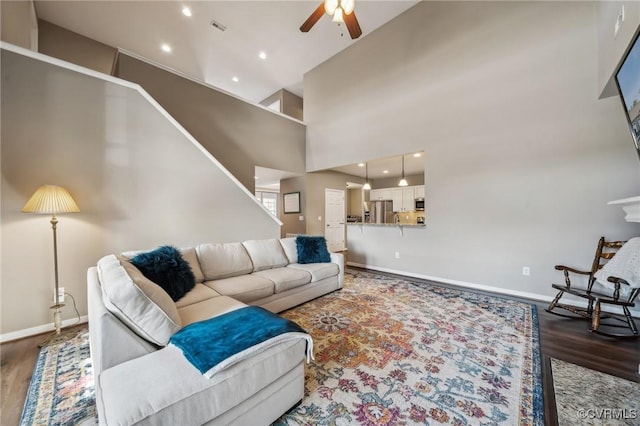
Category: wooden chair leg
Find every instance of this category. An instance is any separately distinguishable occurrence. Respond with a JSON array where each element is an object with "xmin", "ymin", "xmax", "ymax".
[
  {"xmin": 586, "ymin": 296, "xmax": 594, "ymax": 316},
  {"xmin": 623, "ymin": 307, "xmax": 639, "ymax": 336},
  {"xmin": 547, "ymin": 291, "xmax": 563, "ymax": 311},
  {"xmin": 590, "ymin": 301, "xmax": 601, "ymax": 332}
]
